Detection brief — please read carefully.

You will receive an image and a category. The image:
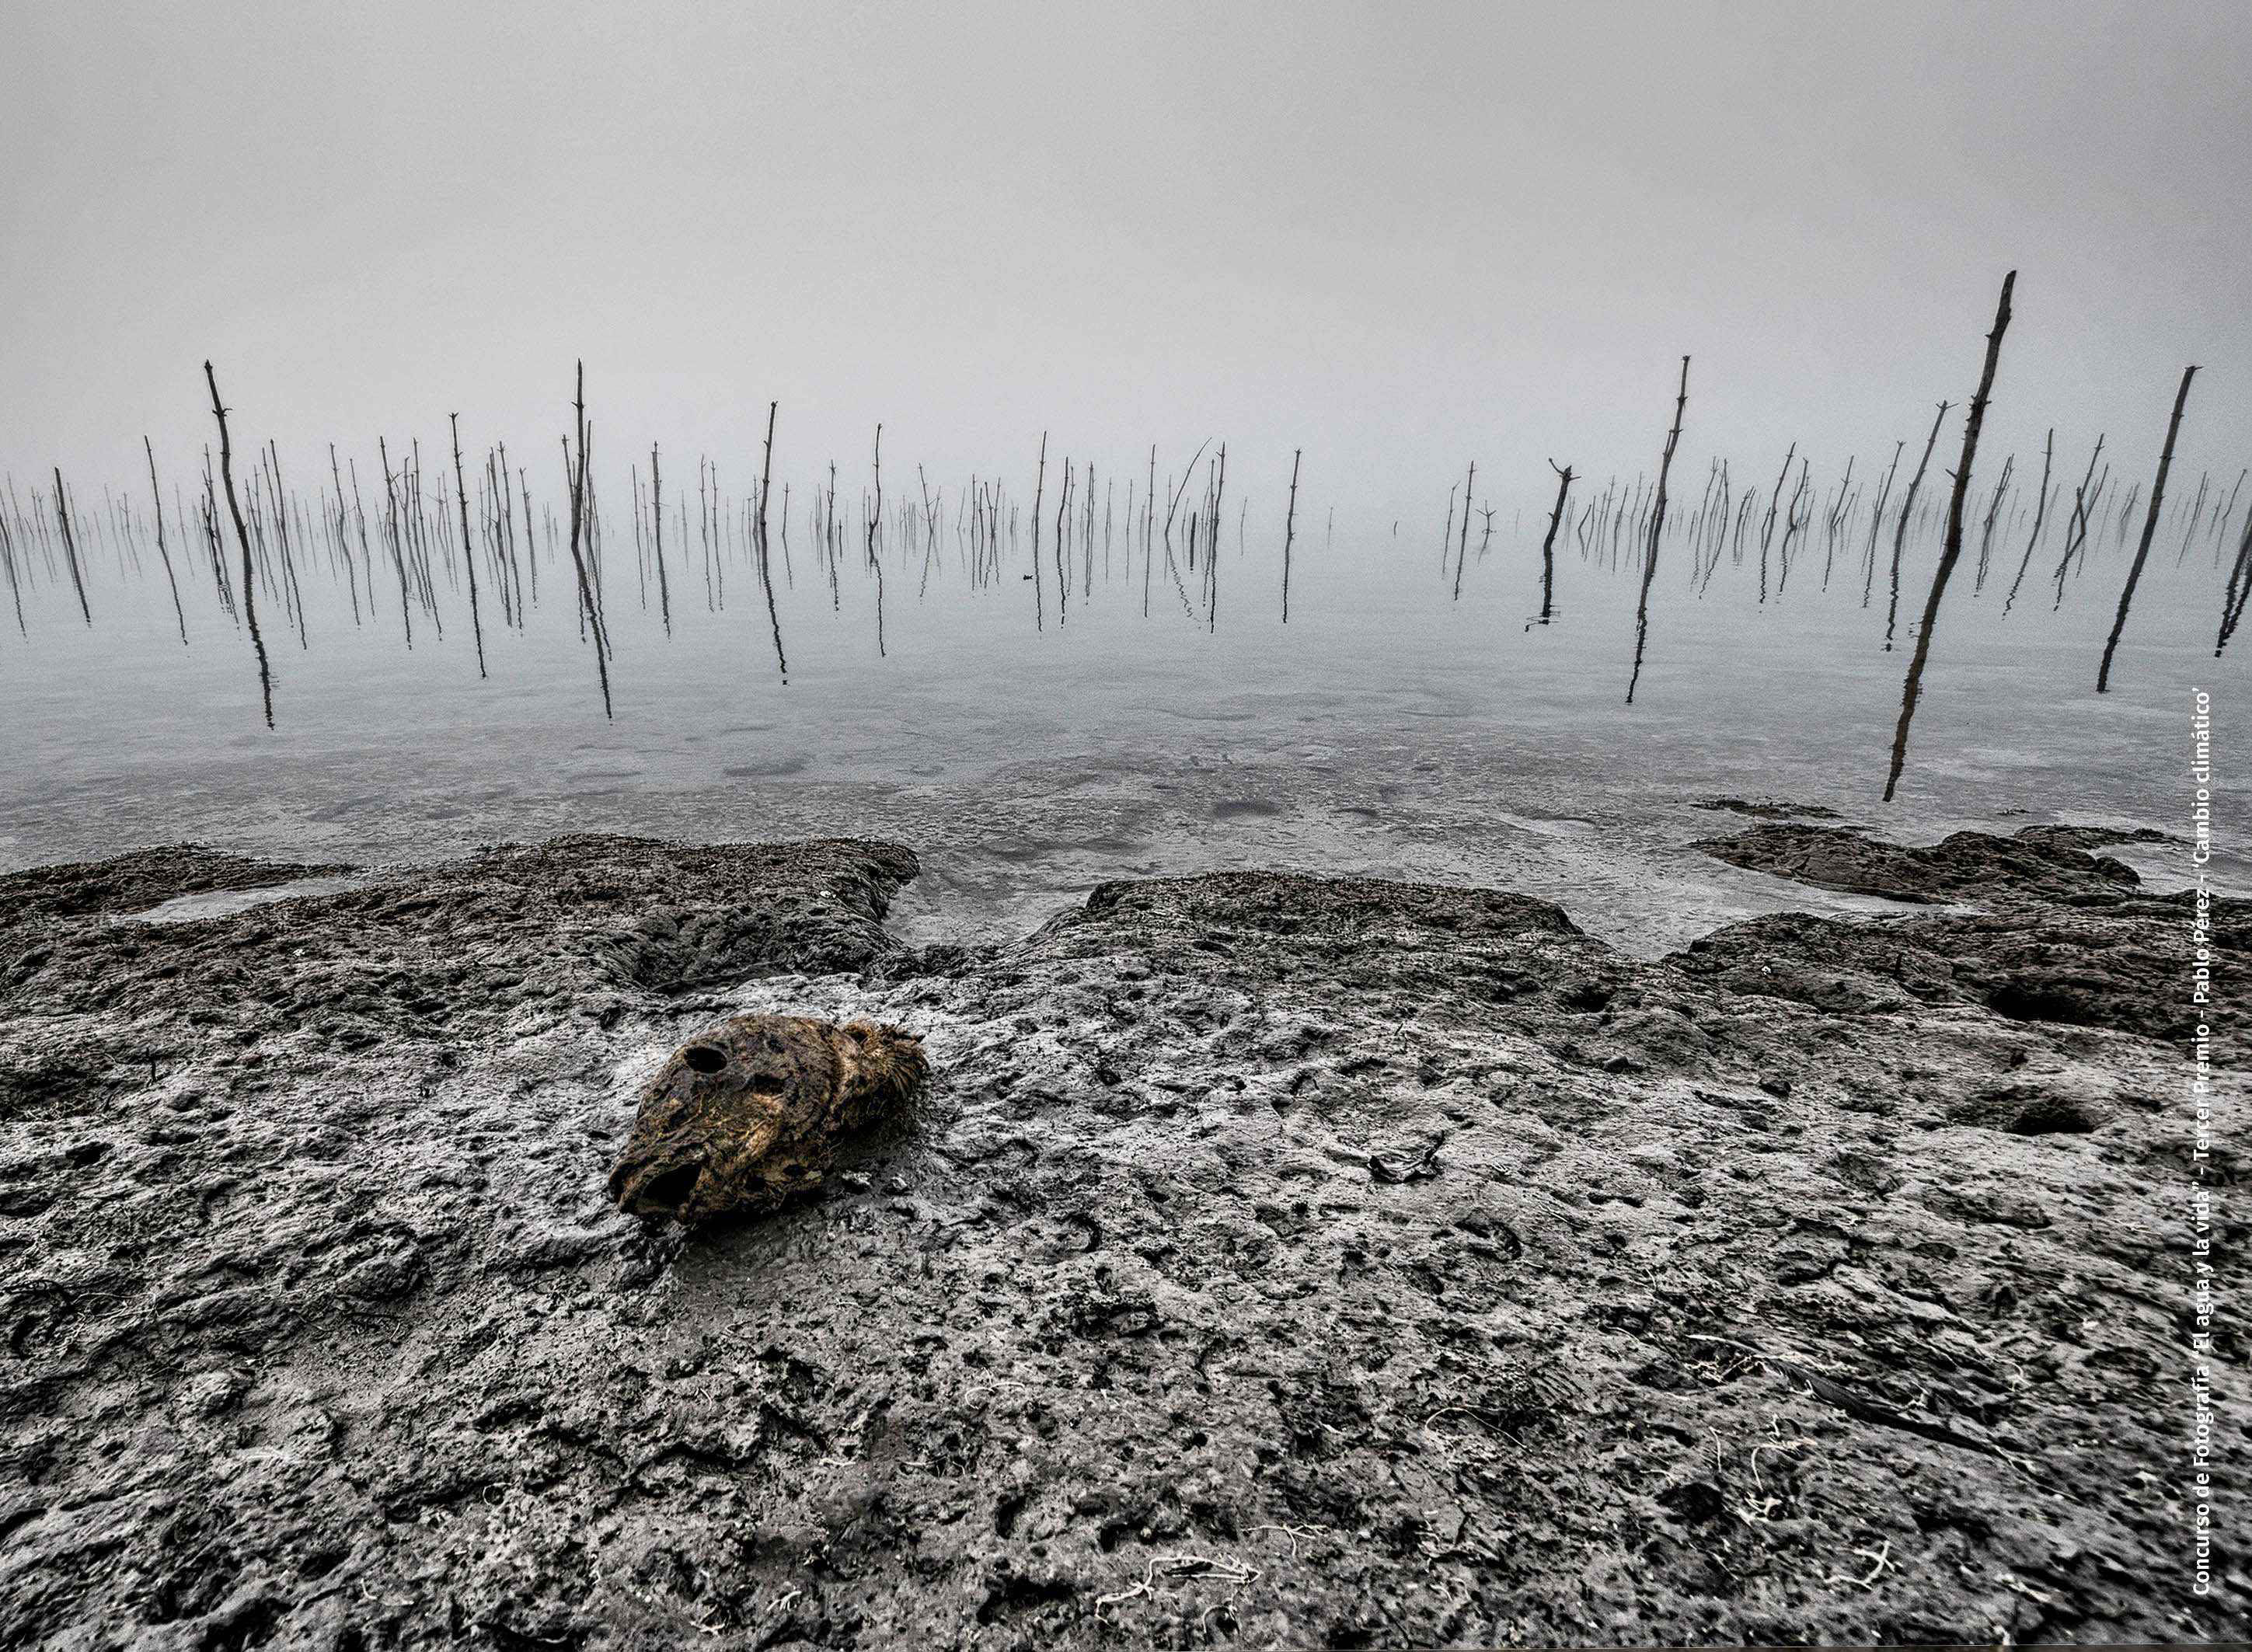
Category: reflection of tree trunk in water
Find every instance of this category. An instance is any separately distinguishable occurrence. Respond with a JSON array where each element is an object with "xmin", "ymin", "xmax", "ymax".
[
  {"xmin": 1625, "ymin": 356, "xmax": 1689, "ymax": 706},
  {"xmin": 2099, "ymin": 365, "xmax": 2198, "ymax": 694},
  {"xmin": 1885, "ymin": 271, "xmax": 2014, "ymax": 802}
]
